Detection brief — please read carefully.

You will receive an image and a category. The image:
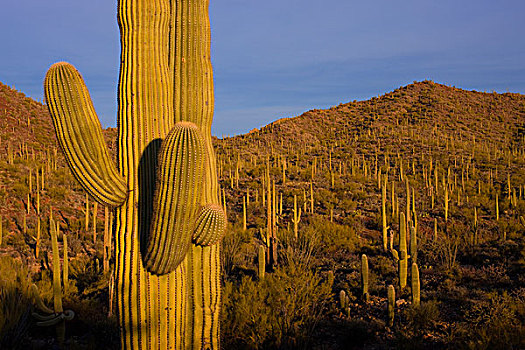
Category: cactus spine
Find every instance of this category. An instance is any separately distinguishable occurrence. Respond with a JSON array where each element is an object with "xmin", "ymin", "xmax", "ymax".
[{"xmin": 43, "ymin": 1, "xmax": 226, "ymax": 348}]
